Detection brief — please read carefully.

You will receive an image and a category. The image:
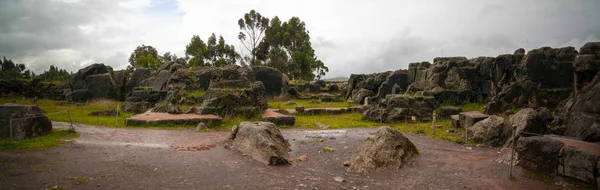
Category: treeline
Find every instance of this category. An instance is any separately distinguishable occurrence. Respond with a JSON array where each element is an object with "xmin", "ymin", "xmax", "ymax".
[
  {"xmin": 1, "ymin": 56, "xmax": 70, "ymax": 83},
  {"xmin": 129, "ymin": 9, "xmax": 328, "ymax": 80}
]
